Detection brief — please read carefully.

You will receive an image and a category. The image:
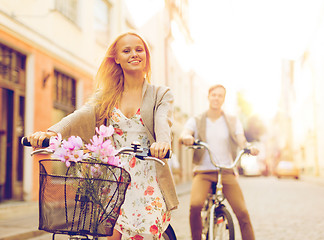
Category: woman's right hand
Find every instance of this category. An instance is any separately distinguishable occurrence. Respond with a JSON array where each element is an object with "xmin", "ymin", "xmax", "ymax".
[{"xmin": 26, "ymin": 131, "xmax": 57, "ymax": 148}]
